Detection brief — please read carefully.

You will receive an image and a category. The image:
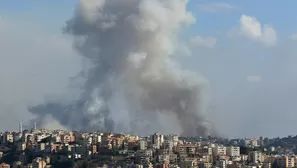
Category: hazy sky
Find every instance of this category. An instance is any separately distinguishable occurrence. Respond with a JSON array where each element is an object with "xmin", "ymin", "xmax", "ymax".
[{"xmin": 0, "ymin": 0, "xmax": 297, "ymax": 138}]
